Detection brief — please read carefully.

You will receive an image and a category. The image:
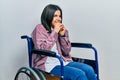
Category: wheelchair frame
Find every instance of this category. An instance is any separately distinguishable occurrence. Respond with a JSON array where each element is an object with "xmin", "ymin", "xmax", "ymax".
[{"xmin": 15, "ymin": 35, "xmax": 100, "ymax": 80}]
